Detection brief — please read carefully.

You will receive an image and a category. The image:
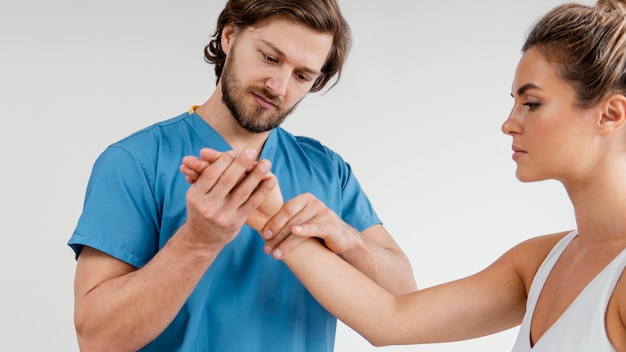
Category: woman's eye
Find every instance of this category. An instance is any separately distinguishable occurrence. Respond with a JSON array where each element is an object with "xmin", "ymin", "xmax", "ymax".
[{"xmin": 523, "ymin": 102, "xmax": 540, "ymax": 110}]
